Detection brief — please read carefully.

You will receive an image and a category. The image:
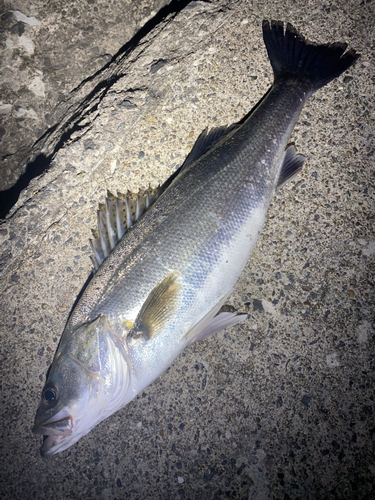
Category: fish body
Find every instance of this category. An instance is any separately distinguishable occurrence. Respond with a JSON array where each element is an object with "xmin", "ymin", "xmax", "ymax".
[{"xmin": 33, "ymin": 21, "xmax": 359, "ymax": 455}]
